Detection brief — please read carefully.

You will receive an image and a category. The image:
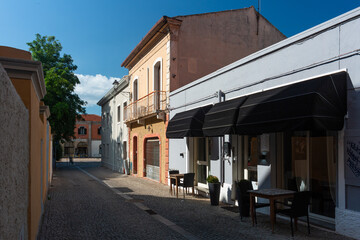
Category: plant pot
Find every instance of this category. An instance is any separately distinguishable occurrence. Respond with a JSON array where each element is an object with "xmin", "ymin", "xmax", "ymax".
[
  {"xmin": 208, "ymin": 182, "xmax": 220, "ymax": 206},
  {"xmin": 235, "ymin": 182, "xmax": 250, "ymax": 217}
]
